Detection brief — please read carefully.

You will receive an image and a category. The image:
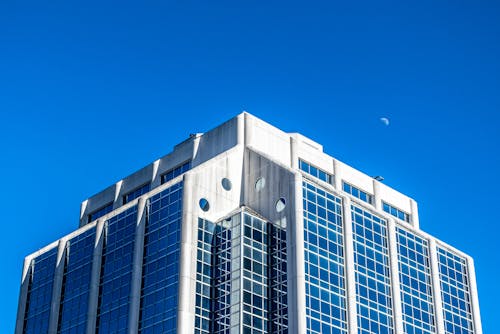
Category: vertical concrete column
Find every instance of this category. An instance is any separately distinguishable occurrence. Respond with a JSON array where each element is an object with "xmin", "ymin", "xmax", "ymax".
[
  {"xmin": 151, "ymin": 159, "xmax": 161, "ymax": 188},
  {"xmin": 290, "ymin": 137, "xmax": 298, "ymax": 169},
  {"xmin": 429, "ymin": 239, "xmax": 445, "ymax": 334},
  {"xmin": 332, "ymin": 159, "xmax": 342, "ymax": 190},
  {"xmin": 80, "ymin": 200, "xmax": 89, "ymax": 227},
  {"xmin": 467, "ymin": 256, "xmax": 483, "ymax": 334},
  {"xmin": 244, "ymin": 112, "xmax": 253, "ymax": 148},
  {"xmin": 48, "ymin": 239, "xmax": 68, "ymax": 333},
  {"xmin": 177, "ymin": 173, "xmax": 196, "ymax": 334},
  {"xmin": 192, "ymin": 134, "xmax": 201, "ymax": 162},
  {"xmin": 113, "ymin": 181, "xmax": 123, "ymax": 209},
  {"xmin": 86, "ymin": 219, "xmax": 105, "ymax": 334},
  {"xmin": 387, "ymin": 219, "xmax": 404, "ymax": 334},
  {"xmin": 341, "ymin": 197, "xmax": 358, "ymax": 334},
  {"xmin": 237, "ymin": 112, "xmax": 245, "ymax": 146},
  {"xmin": 15, "ymin": 257, "xmax": 33, "ymax": 334},
  {"xmin": 409, "ymin": 199, "xmax": 419, "ymax": 229},
  {"xmin": 288, "ymin": 172, "xmax": 306, "ymax": 334},
  {"xmin": 127, "ymin": 197, "xmax": 147, "ymax": 334},
  {"xmin": 372, "ymin": 179, "xmax": 382, "ymax": 210}
]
